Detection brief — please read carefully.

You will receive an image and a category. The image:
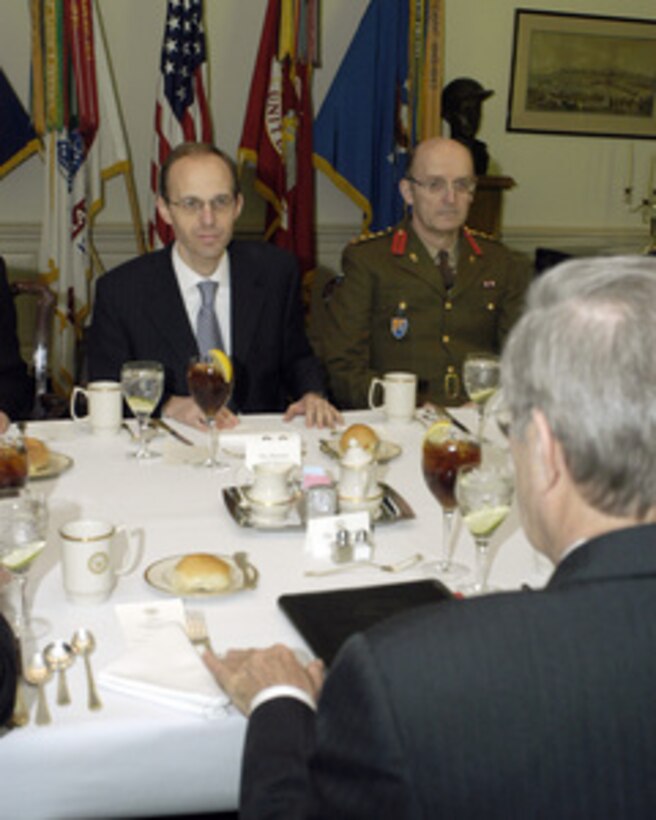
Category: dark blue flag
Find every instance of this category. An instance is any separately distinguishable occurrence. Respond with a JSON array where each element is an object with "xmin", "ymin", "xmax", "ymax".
[
  {"xmin": 0, "ymin": 69, "xmax": 39, "ymax": 179},
  {"xmin": 313, "ymin": 0, "xmax": 410, "ymax": 232}
]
